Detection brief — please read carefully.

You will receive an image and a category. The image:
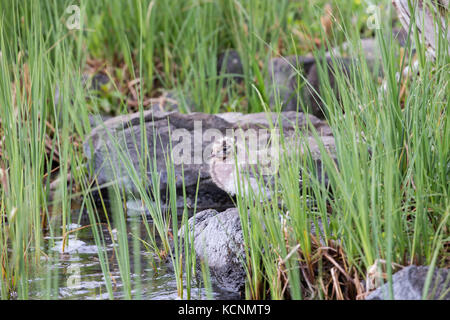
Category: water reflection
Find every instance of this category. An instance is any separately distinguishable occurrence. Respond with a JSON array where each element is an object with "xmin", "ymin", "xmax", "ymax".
[{"xmin": 28, "ymin": 211, "xmax": 239, "ymax": 300}]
